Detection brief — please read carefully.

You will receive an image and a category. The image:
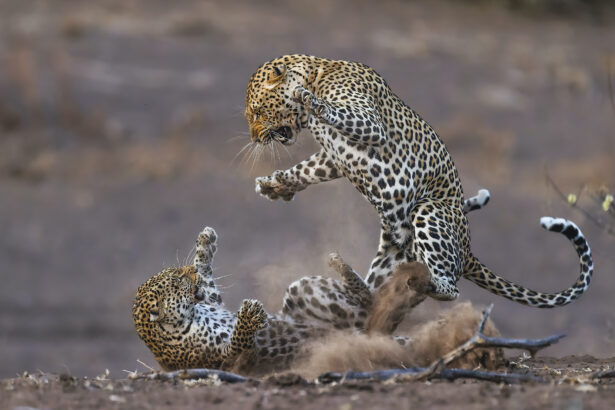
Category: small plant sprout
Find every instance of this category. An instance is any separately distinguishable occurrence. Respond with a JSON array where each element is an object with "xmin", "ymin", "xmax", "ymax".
[{"xmin": 603, "ymin": 194, "xmax": 613, "ymax": 213}]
